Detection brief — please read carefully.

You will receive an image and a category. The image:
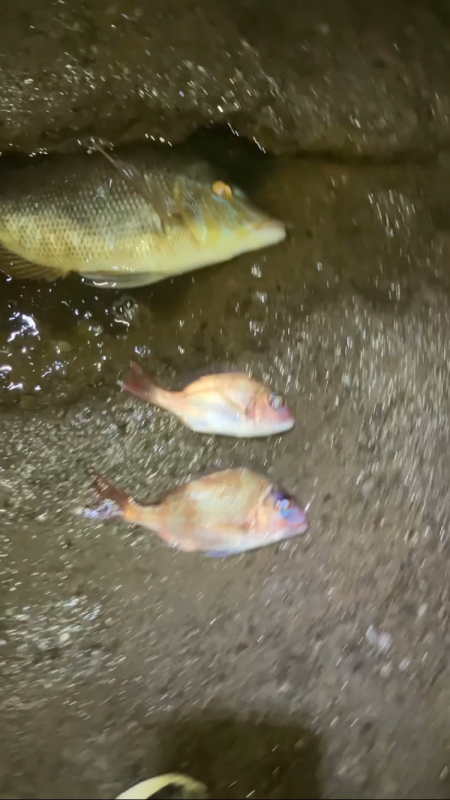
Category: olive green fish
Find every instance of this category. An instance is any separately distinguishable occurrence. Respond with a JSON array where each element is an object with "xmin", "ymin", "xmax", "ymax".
[{"xmin": 0, "ymin": 145, "xmax": 286, "ymax": 289}]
